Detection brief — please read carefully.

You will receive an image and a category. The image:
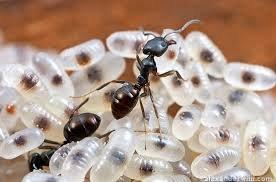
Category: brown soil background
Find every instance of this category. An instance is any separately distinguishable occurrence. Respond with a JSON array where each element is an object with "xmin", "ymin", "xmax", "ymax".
[{"xmin": 0, "ymin": 0, "xmax": 275, "ymax": 181}]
